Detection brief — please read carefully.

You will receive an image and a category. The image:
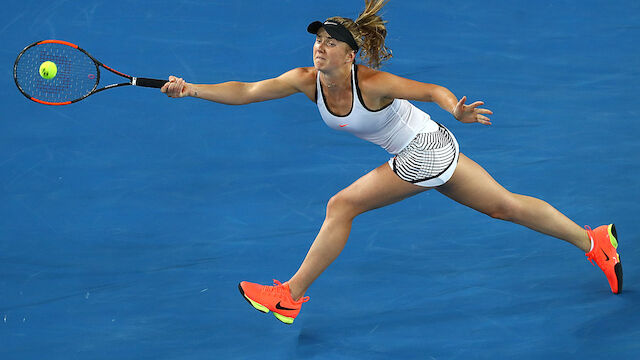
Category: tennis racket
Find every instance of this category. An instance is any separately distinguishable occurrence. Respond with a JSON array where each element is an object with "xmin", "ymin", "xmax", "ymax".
[{"xmin": 13, "ymin": 39, "xmax": 167, "ymax": 106}]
